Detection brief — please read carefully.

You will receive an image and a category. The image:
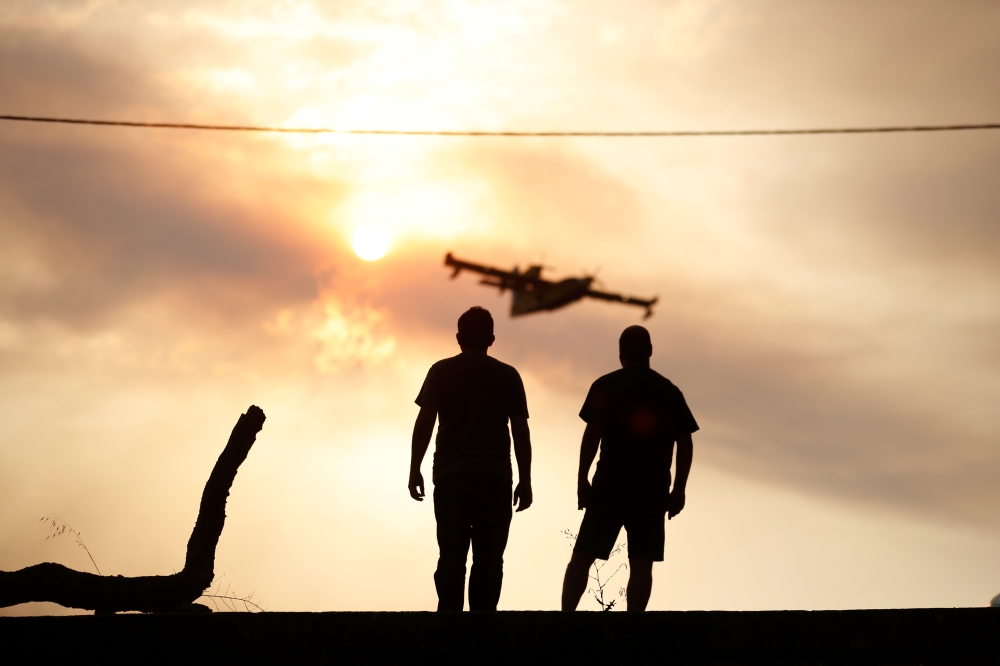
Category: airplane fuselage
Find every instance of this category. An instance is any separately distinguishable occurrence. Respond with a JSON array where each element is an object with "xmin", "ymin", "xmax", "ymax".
[{"xmin": 511, "ymin": 276, "xmax": 593, "ymax": 316}]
